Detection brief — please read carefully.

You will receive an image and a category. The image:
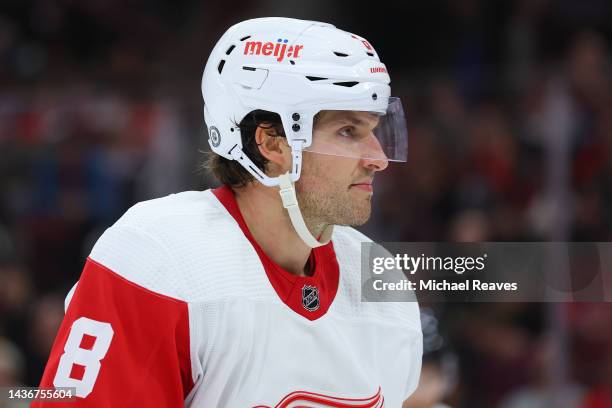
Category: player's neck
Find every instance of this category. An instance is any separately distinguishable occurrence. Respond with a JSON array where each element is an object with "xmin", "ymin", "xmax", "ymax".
[{"xmin": 233, "ymin": 184, "xmax": 315, "ymax": 276}]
